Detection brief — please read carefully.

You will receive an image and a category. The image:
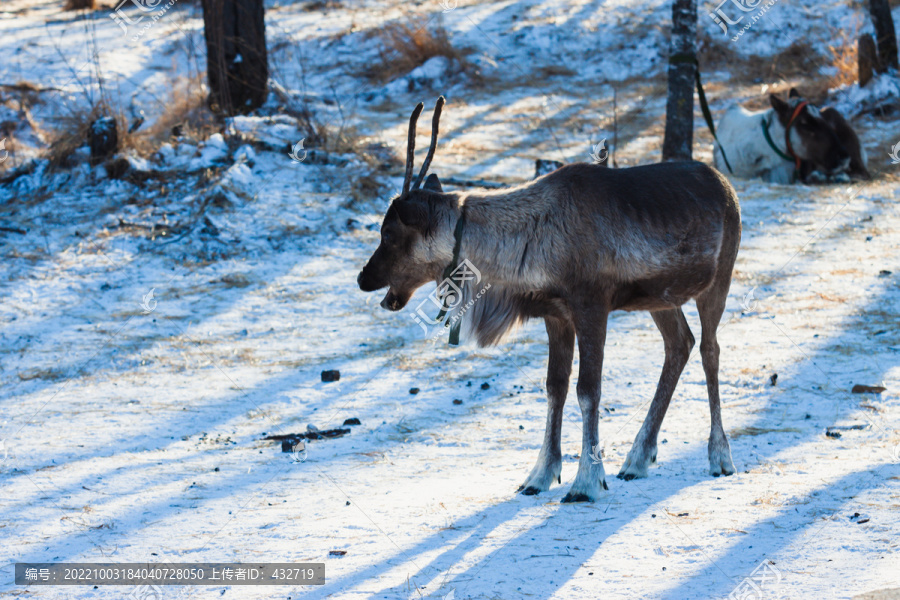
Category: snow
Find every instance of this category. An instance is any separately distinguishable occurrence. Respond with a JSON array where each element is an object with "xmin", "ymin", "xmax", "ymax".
[
  {"xmin": 1, "ymin": 0, "xmax": 900, "ymax": 599},
  {"xmin": 228, "ymin": 116, "xmax": 303, "ymax": 151},
  {"xmin": 188, "ymin": 134, "xmax": 230, "ymax": 171},
  {"xmin": 831, "ymin": 74, "xmax": 900, "ymax": 117},
  {"xmin": 383, "ymin": 56, "xmax": 455, "ymax": 98}
]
